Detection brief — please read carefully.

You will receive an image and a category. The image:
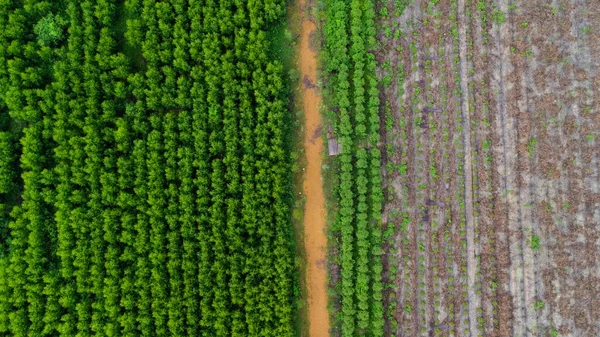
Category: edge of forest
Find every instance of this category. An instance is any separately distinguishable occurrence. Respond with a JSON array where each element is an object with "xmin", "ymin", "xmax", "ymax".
[{"xmin": 269, "ymin": 0, "xmax": 311, "ymax": 335}]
